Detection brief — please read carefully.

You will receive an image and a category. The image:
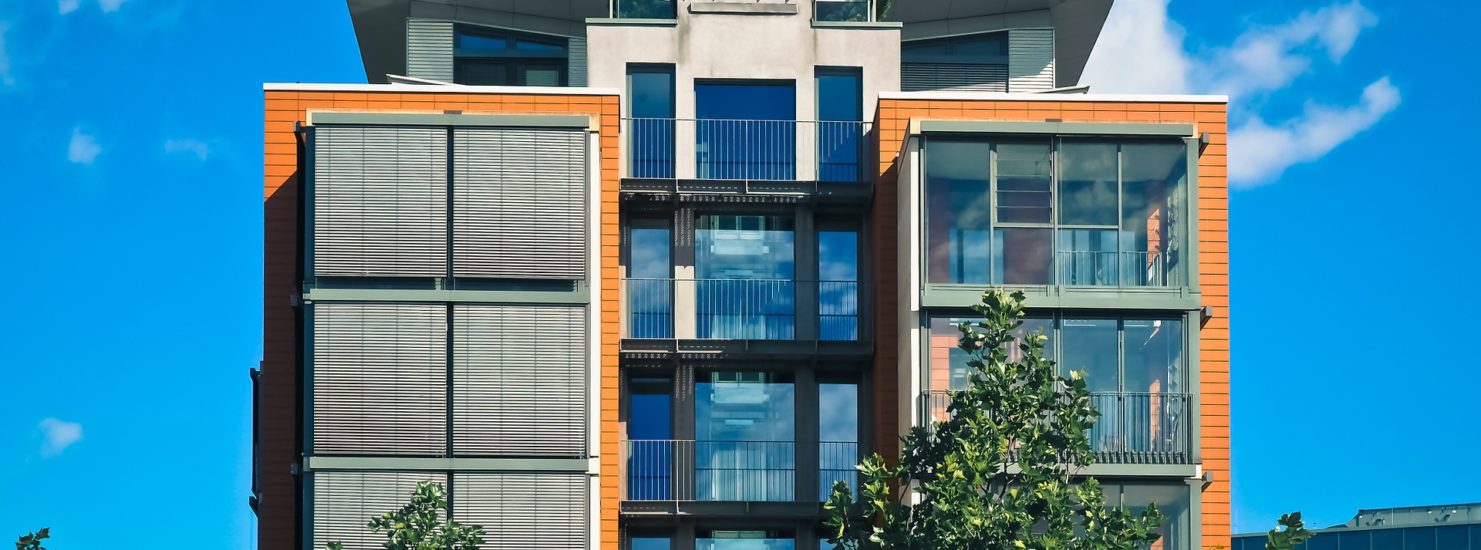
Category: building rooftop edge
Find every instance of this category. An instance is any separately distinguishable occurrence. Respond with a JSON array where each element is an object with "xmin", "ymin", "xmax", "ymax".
[
  {"xmin": 262, "ymin": 83, "xmax": 622, "ymax": 95},
  {"xmin": 878, "ymin": 91, "xmax": 1229, "ymax": 104}
]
